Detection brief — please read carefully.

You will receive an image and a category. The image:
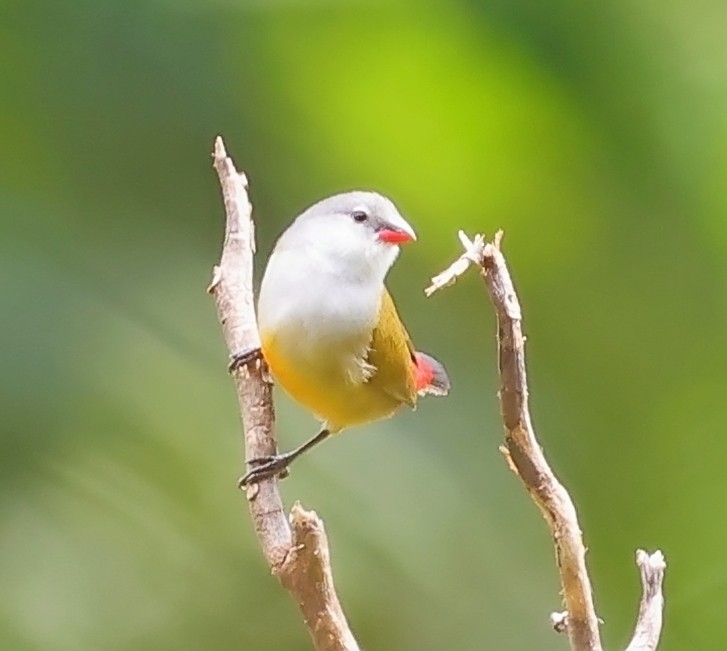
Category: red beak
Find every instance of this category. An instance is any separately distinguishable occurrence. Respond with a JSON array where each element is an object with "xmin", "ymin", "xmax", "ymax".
[{"xmin": 377, "ymin": 228, "xmax": 415, "ymax": 245}]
